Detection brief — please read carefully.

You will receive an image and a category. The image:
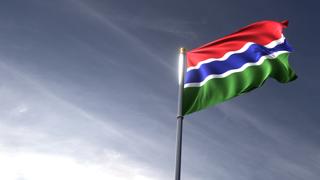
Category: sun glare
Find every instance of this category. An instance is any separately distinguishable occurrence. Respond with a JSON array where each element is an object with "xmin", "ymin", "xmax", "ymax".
[{"xmin": 0, "ymin": 151, "xmax": 154, "ymax": 180}]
